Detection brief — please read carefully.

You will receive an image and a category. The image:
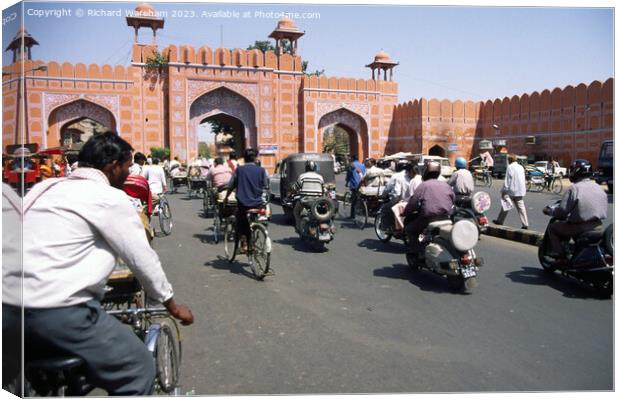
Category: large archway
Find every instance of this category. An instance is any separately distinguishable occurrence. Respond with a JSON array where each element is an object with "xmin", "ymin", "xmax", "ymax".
[
  {"xmin": 318, "ymin": 108, "xmax": 368, "ymax": 161},
  {"xmin": 190, "ymin": 87, "xmax": 257, "ymax": 161},
  {"xmin": 47, "ymin": 100, "xmax": 116, "ymax": 148}
]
